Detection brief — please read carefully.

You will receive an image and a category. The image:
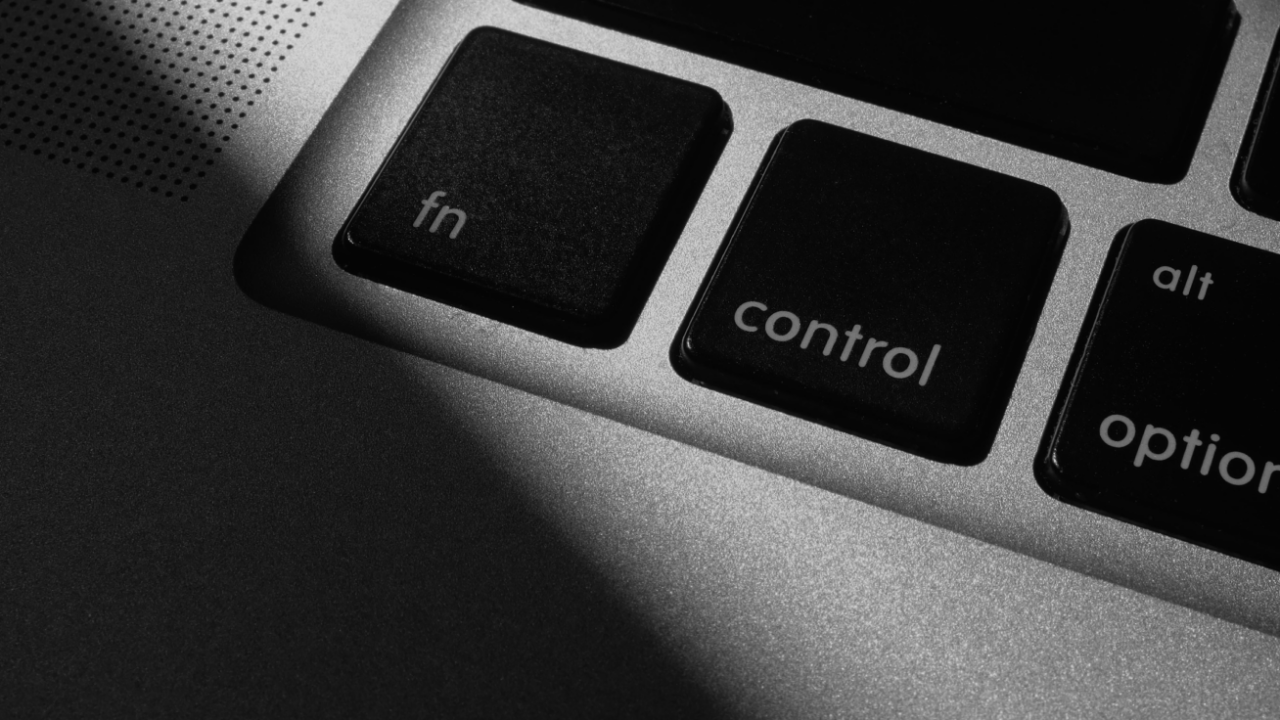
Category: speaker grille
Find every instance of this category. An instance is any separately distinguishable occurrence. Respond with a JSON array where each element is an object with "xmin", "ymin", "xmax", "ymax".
[{"xmin": 0, "ymin": 0, "xmax": 323, "ymax": 201}]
